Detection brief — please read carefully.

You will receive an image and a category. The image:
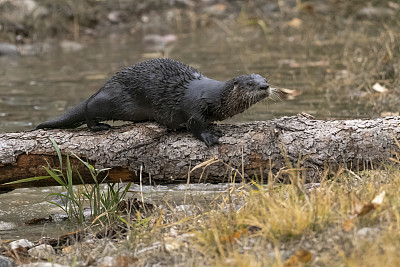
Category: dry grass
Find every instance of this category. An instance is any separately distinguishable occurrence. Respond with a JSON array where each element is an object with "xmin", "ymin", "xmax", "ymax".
[
  {"xmin": 48, "ymin": 163, "xmax": 400, "ymax": 266},
  {"xmin": 157, "ymin": 166, "xmax": 400, "ymax": 266}
]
